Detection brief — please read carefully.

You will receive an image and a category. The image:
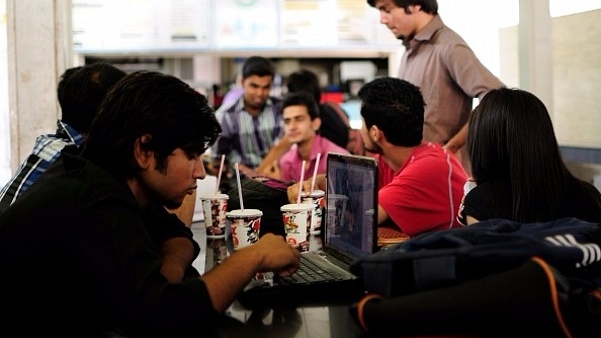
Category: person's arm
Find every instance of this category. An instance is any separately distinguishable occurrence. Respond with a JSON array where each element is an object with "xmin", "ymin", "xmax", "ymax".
[
  {"xmin": 144, "ymin": 204, "xmax": 201, "ymax": 282},
  {"xmin": 443, "ymin": 123, "xmax": 467, "ymax": 155},
  {"xmin": 377, "ymin": 204, "xmax": 389, "ymax": 225},
  {"xmin": 201, "ymin": 233, "xmax": 300, "ymax": 312},
  {"xmin": 466, "ymin": 215, "xmax": 480, "ymax": 225},
  {"xmin": 255, "ymin": 137, "xmax": 292, "ymax": 176},
  {"xmin": 159, "ymin": 237, "xmax": 196, "ymax": 283}
]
